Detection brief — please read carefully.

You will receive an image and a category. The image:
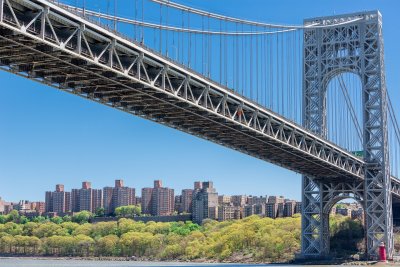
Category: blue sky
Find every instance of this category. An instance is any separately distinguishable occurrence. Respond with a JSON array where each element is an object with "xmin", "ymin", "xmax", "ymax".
[{"xmin": 0, "ymin": 0, "xmax": 399, "ymax": 202}]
